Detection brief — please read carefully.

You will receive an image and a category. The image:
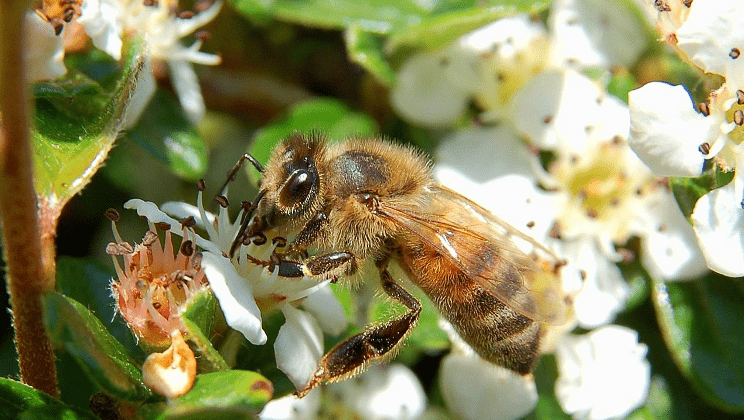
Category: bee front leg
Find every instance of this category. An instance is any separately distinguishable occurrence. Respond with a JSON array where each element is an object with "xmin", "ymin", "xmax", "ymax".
[
  {"xmin": 274, "ymin": 251, "xmax": 357, "ymax": 281},
  {"xmin": 294, "ymin": 269, "xmax": 421, "ymax": 398}
]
